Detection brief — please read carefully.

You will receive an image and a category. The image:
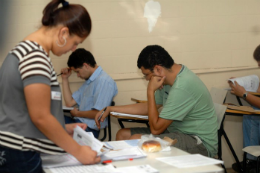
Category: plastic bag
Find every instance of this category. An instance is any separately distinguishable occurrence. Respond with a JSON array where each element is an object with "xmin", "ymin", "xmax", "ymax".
[{"xmin": 138, "ymin": 134, "xmax": 171, "ymax": 153}]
